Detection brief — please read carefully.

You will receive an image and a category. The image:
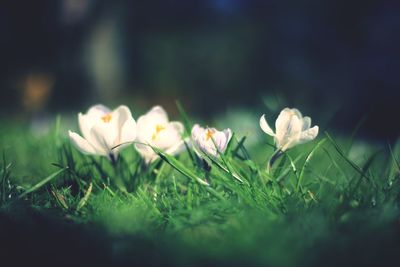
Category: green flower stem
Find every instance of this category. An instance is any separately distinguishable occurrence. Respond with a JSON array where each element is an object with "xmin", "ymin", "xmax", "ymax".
[
  {"xmin": 267, "ymin": 149, "xmax": 283, "ymax": 174},
  {"xmin": 110, "ymin": 153, "xmax": 127, "ymax": 193}
]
